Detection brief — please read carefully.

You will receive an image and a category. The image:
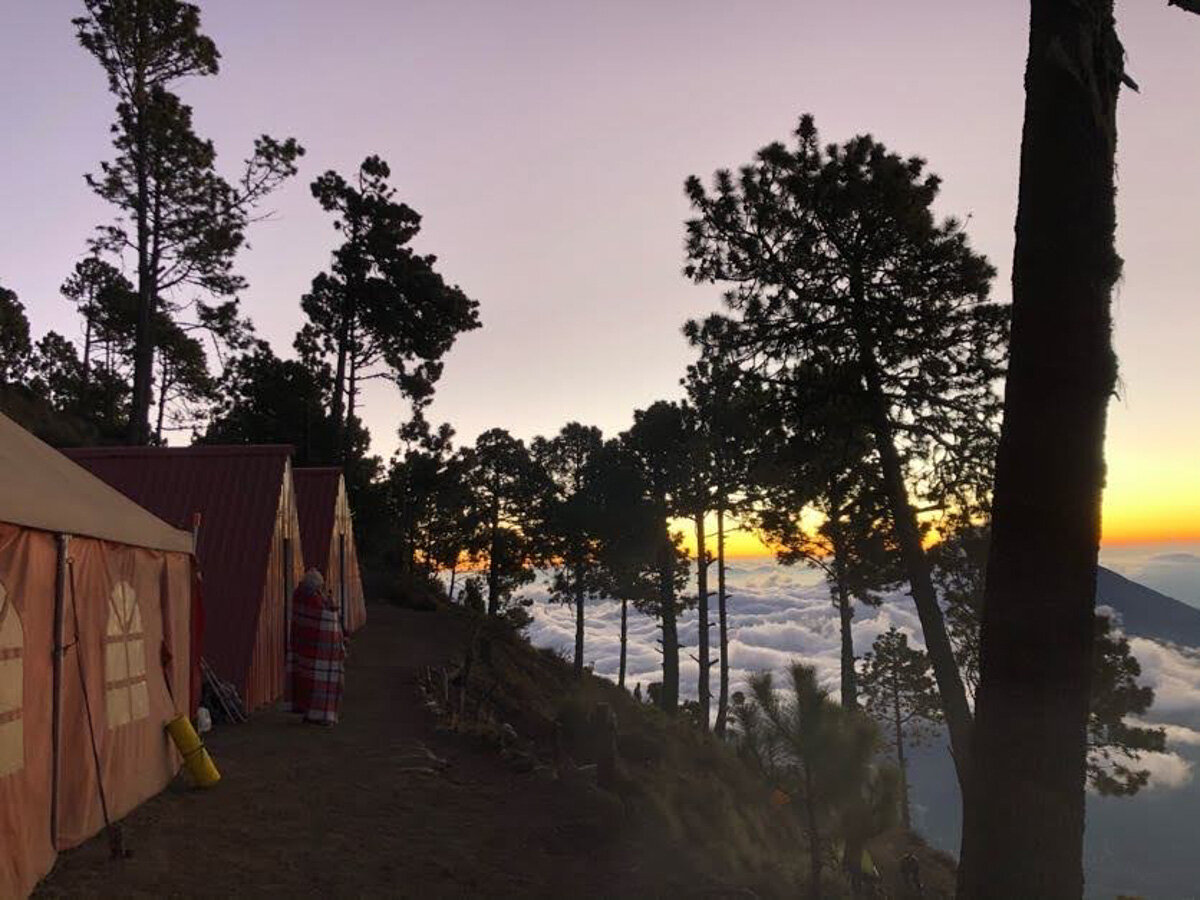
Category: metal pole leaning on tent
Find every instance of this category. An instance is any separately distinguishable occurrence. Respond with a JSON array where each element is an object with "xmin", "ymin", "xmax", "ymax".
[
  {"xmin": 50, "ymin": 534, "xmax": 68, "ymax": 848},
  {"xmin": 65, "ymin": 556, "xmax": 130, "ymax": 861}
]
